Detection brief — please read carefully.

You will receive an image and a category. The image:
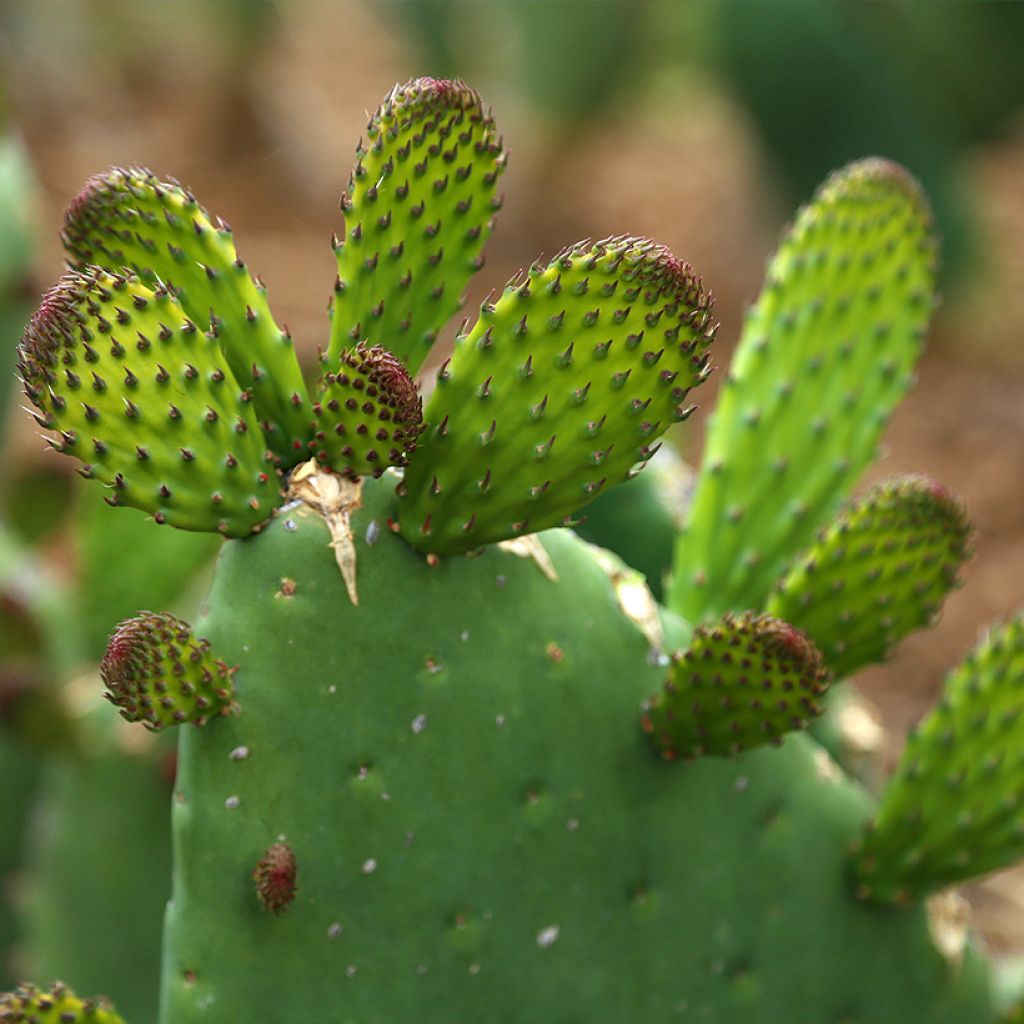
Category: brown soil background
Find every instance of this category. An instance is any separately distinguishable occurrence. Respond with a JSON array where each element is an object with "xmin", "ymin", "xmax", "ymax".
[{"xmin": 4, "ymin": 0, "xmax": 1024, "ymax": 958}]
